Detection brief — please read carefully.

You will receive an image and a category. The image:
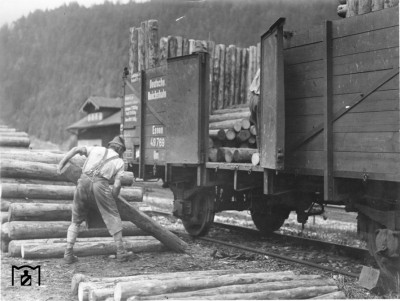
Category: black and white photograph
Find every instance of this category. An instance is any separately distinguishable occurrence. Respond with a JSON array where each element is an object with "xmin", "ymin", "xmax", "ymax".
[{"xmin": 0, "ymin": 0, "xmax": 399, "ymax": 300}]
